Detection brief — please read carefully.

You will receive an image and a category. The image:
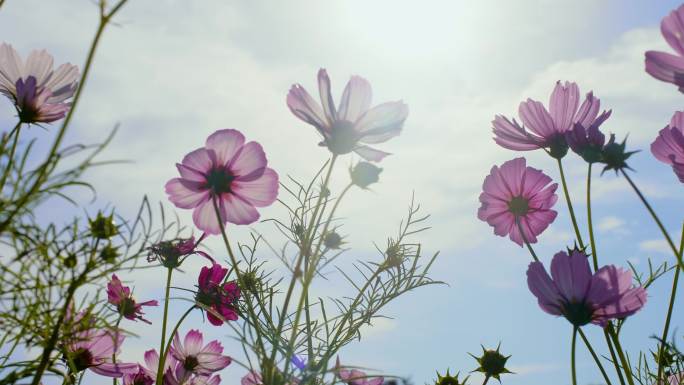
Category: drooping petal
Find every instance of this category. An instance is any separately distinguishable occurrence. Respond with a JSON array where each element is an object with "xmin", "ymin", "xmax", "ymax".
[
  {"xmin": 206, "ymin": 129, "xmax": 245, "ymax": 166},
  {"xmin": 575, "ymin": 91, "xmax": 601, "ymax": 129},
  {"xmin": 90, "ymin": 362, "xmax": 139, "ymax": 377},
  {"xmin": 287, "ymin": 84, "xmax": 329, "ymax": 132},
  {"xmin": 645, "ymin": 51, "xmax": 684, "ymax": 88},
  {"xmin": 353, "ymin": 145, "xmax": 391, "ymax": 162},
  {"xmin": 338, "ymin": 75, "xmax": 372, "ymax": 122},
  {"xmin": 0, "ymin": 43, "xmax": 23, "ymax": 93},
  {"xmin": 492, "ymin": 115, "xmax": 544, "ymax": 151},
  {"xmin": 527, "ymin": 261, "xmax": 563, "ymax": 316}
]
